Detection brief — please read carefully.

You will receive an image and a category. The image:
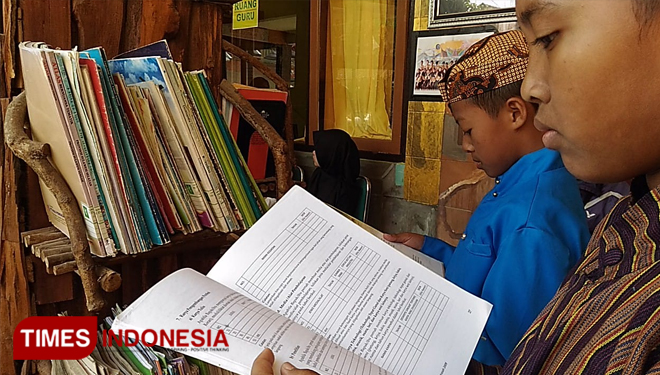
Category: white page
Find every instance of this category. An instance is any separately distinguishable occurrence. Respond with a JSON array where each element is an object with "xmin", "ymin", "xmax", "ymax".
[
  {"xmin": 208, "ymin": 186, "xmax": 491, "ymax": 375},
  {"xmin": 113, "ymin": 269, "xmax": 391, "ymax": 375},
  {"xmin": 388, "ymin": 243, "xmax": 446, "ymax": 278},
  {"xmin": 335, "ymin": 209, "xmax": 445, "ymax": 278}
]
